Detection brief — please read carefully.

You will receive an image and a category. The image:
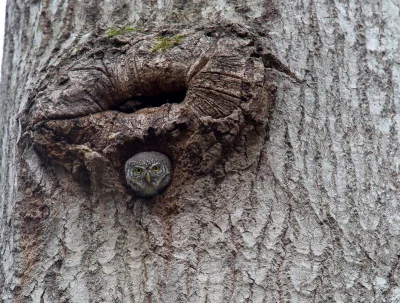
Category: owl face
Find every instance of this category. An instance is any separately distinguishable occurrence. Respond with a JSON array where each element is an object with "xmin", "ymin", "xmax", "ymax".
[{"xmin": 125, "ymin": 151, "xmax": 172, "ymax": 198}]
